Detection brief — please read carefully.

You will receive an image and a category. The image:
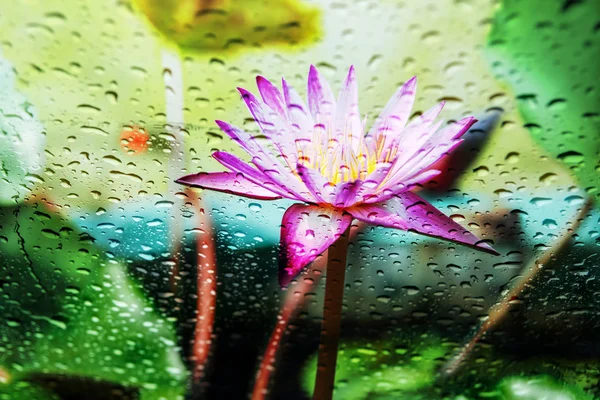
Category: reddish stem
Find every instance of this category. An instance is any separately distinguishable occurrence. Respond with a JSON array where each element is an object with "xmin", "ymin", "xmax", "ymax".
[
  {"xmin": 251, "ymin": 260, "xmax": 325, "ymax": 400},
  {"xmin": 188, "ymin": 190, "xmax": 217, "ymax": 383}
]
